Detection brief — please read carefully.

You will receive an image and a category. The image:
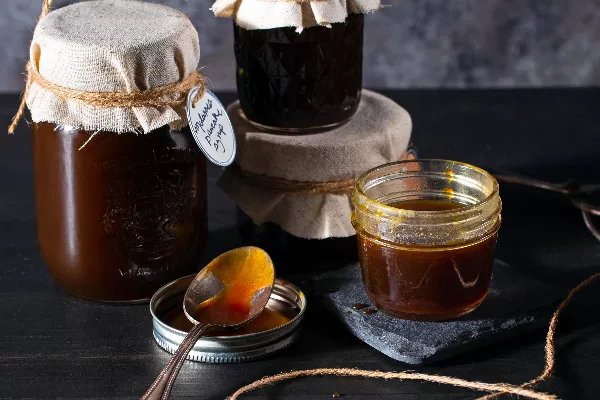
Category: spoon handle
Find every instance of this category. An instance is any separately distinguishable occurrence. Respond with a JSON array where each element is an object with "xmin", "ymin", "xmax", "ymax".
[
  {"xmin": 141, "ymin": 323, "xmax": 210, "ymax": 400},
  {"xmin": 493, "ymin": 172, "xmax": 575, "ymax": 195}
]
